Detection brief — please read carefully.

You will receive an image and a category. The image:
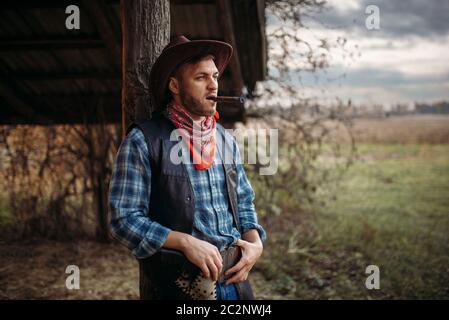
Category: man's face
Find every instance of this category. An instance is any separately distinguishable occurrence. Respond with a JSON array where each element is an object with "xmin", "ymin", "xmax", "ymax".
[{"xmin": 172, "ymin": 58, "xmax": 219, "ymax": 118}]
